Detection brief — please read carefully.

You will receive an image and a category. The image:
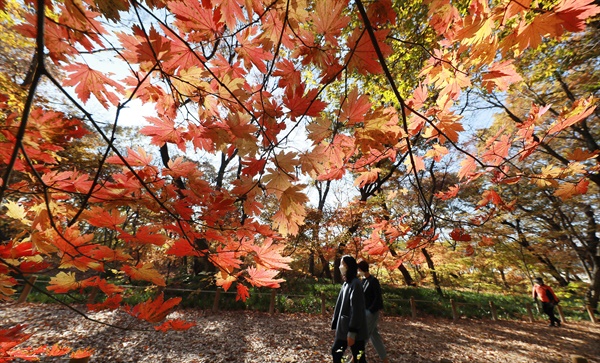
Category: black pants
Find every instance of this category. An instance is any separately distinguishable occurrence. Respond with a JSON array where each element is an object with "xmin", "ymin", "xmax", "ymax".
[
  {"xmin": 332, "ymin": 339, "xmax": 366, "ymax": 363},
  {"xmin": 542, "ymin": 302, "xmax": 560, "ymax": 325}
]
